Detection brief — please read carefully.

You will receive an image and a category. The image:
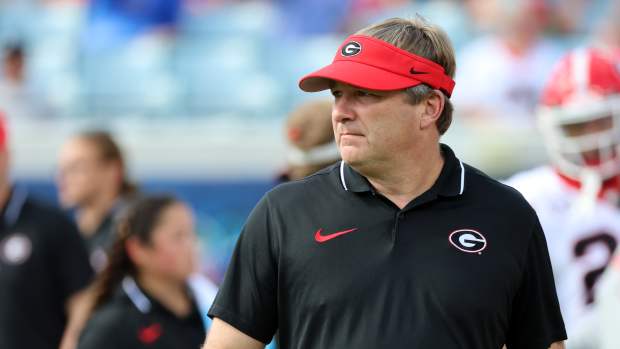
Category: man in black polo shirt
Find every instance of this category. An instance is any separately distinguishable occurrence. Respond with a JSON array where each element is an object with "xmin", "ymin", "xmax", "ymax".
[
  {"xmin": 204, "ymin": 17, "xmax": 567, "ymax": 349},
  {"xmin": 0, "ymin": 118, "xmax": 94, "ymax": 349}
]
